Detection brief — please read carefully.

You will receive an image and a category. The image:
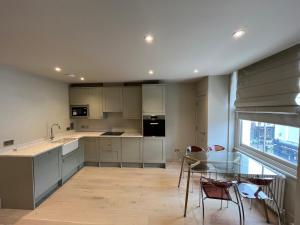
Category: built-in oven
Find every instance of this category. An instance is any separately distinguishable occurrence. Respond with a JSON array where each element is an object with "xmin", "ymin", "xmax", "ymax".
[
  {"xmin": 143, "ymin": 115, "xmax": 165, "ymax": 137},
  {"xmin": 70, "ymin": 105, "xmax": 89, "ymax": 118}
]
